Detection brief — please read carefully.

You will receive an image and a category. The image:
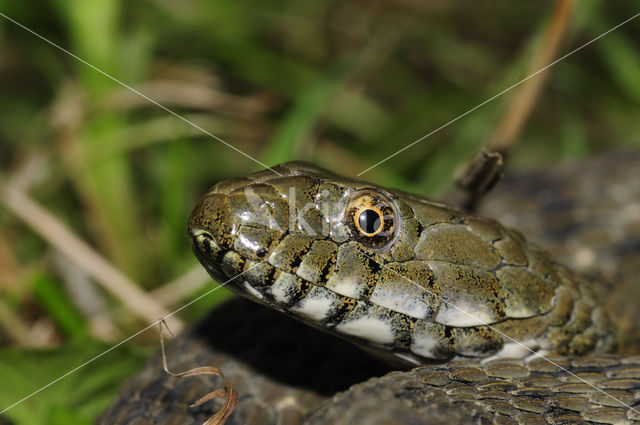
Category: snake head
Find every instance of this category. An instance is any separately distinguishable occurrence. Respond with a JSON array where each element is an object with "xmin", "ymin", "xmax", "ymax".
[
  {"xmin": 188, "ymin": 161, "xmax": 402, "ymax": 299},
  {"xmin": 189, "ymin": 161, "xmax": 613, "ymax": 365}
]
